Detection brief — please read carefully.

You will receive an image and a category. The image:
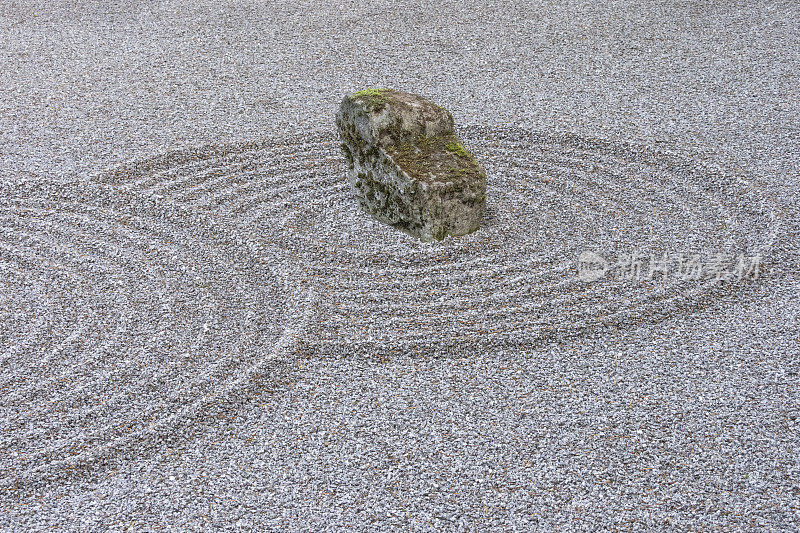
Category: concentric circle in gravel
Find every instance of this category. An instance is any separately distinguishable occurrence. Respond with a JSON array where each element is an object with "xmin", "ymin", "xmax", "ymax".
[
  {"xmin": 271, "ymin": 126, "xmax": 779, "ymax": 354},
  {"xmin": 0, "ymin": 173, "xmax": 315, "ymax": 482},
  {"xmin": 0, "ymin": 126, "xmax": 780, "ymax": 481}
]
